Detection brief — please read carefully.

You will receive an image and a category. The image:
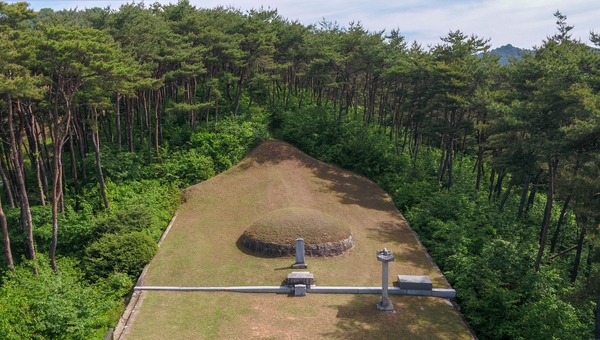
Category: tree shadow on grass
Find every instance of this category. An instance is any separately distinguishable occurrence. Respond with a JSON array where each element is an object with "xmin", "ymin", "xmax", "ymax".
[
  {"xmin": 321, "ymin": 294, "xmax": 468, "ymax": 339},
  {"xmin": 367, "ymin": 221, "xmax": 439, "ymax": 273},
  {"xmin": 310, "ymin": 166, "xmax": 395, "ymax": 213},
  {"xmin": 238, "ymin": 140, "xmax": 395, "ymax": 213},
  {"xmin": 366, "ymin": 221, "xmax": 405, "ymax": 245}
]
